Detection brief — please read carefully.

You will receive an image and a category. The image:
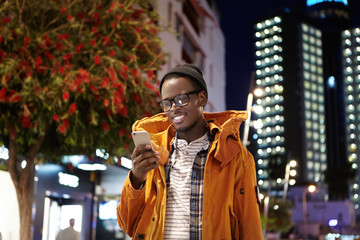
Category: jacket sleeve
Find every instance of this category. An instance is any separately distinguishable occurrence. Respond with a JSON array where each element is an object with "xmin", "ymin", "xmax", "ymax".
[
  {"xmin": 117, "ymin": 171, "xmax": 146, "ymax": 237},
  {"xmin": 235, "ymin": 146, "xmax": 263, "ymax": 240}
]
